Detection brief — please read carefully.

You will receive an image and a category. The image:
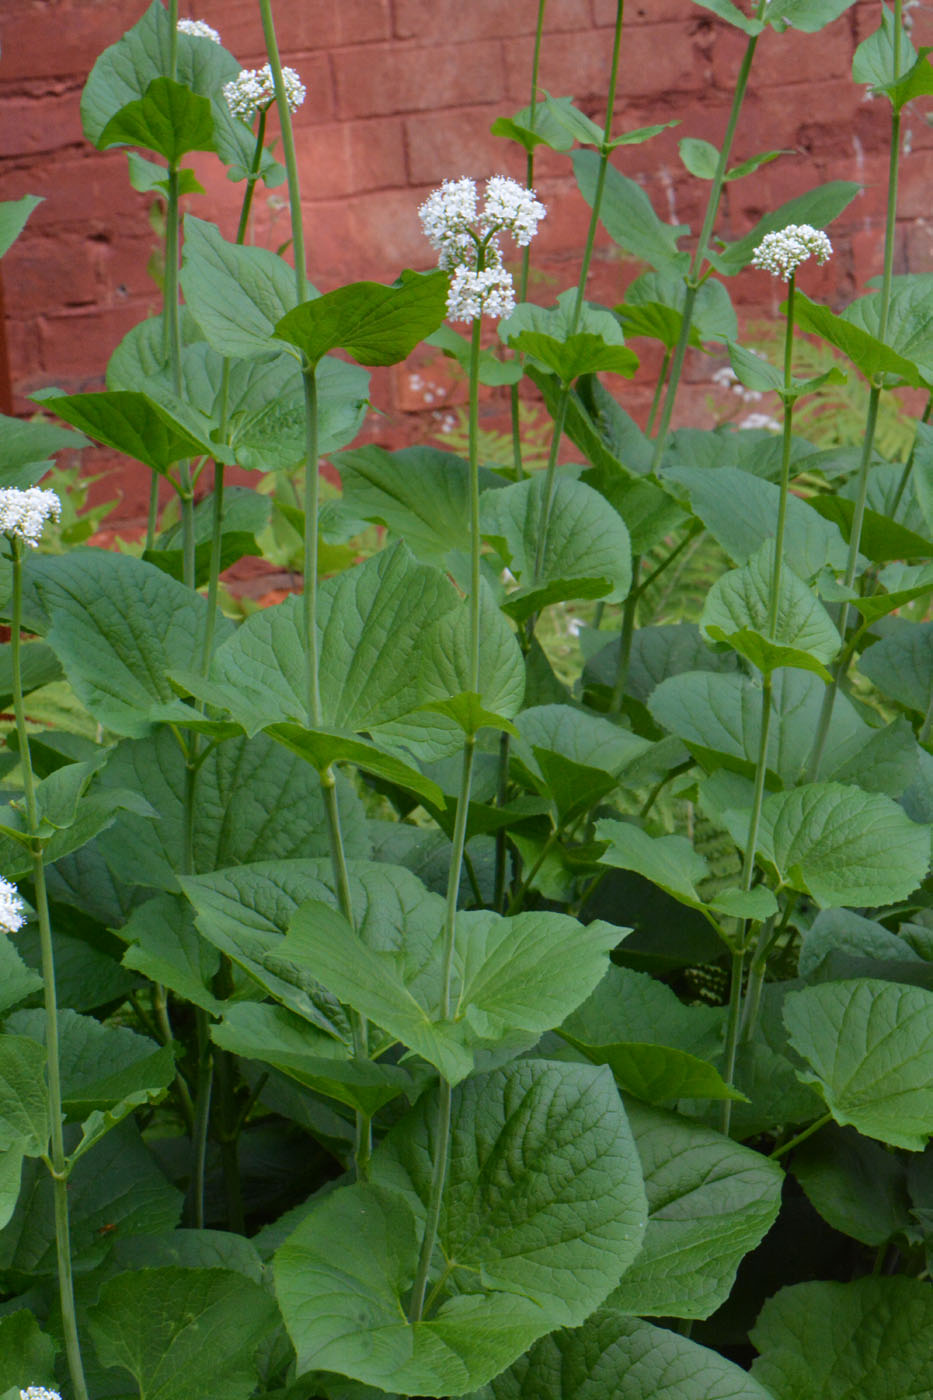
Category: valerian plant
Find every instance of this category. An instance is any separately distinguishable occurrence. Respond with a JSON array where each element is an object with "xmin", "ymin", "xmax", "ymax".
[{"xmin": 2, "ymin": 0, "xmax": 933, "ymax": 1397}]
